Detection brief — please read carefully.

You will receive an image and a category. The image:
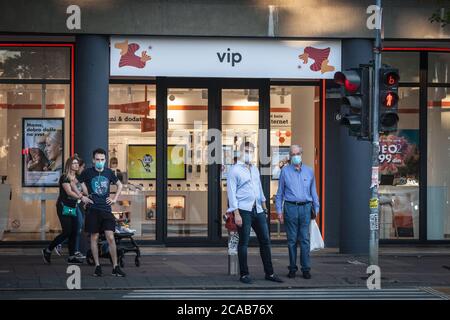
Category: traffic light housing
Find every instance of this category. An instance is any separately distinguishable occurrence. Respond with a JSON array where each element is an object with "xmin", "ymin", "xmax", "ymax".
[
  {"xmin": 334, "ymin": 66, "xmax": 371, "ymax": 140},
  {"xmin": 379, "ymin": 66, "xmax": 400, "ymax": 133}
]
